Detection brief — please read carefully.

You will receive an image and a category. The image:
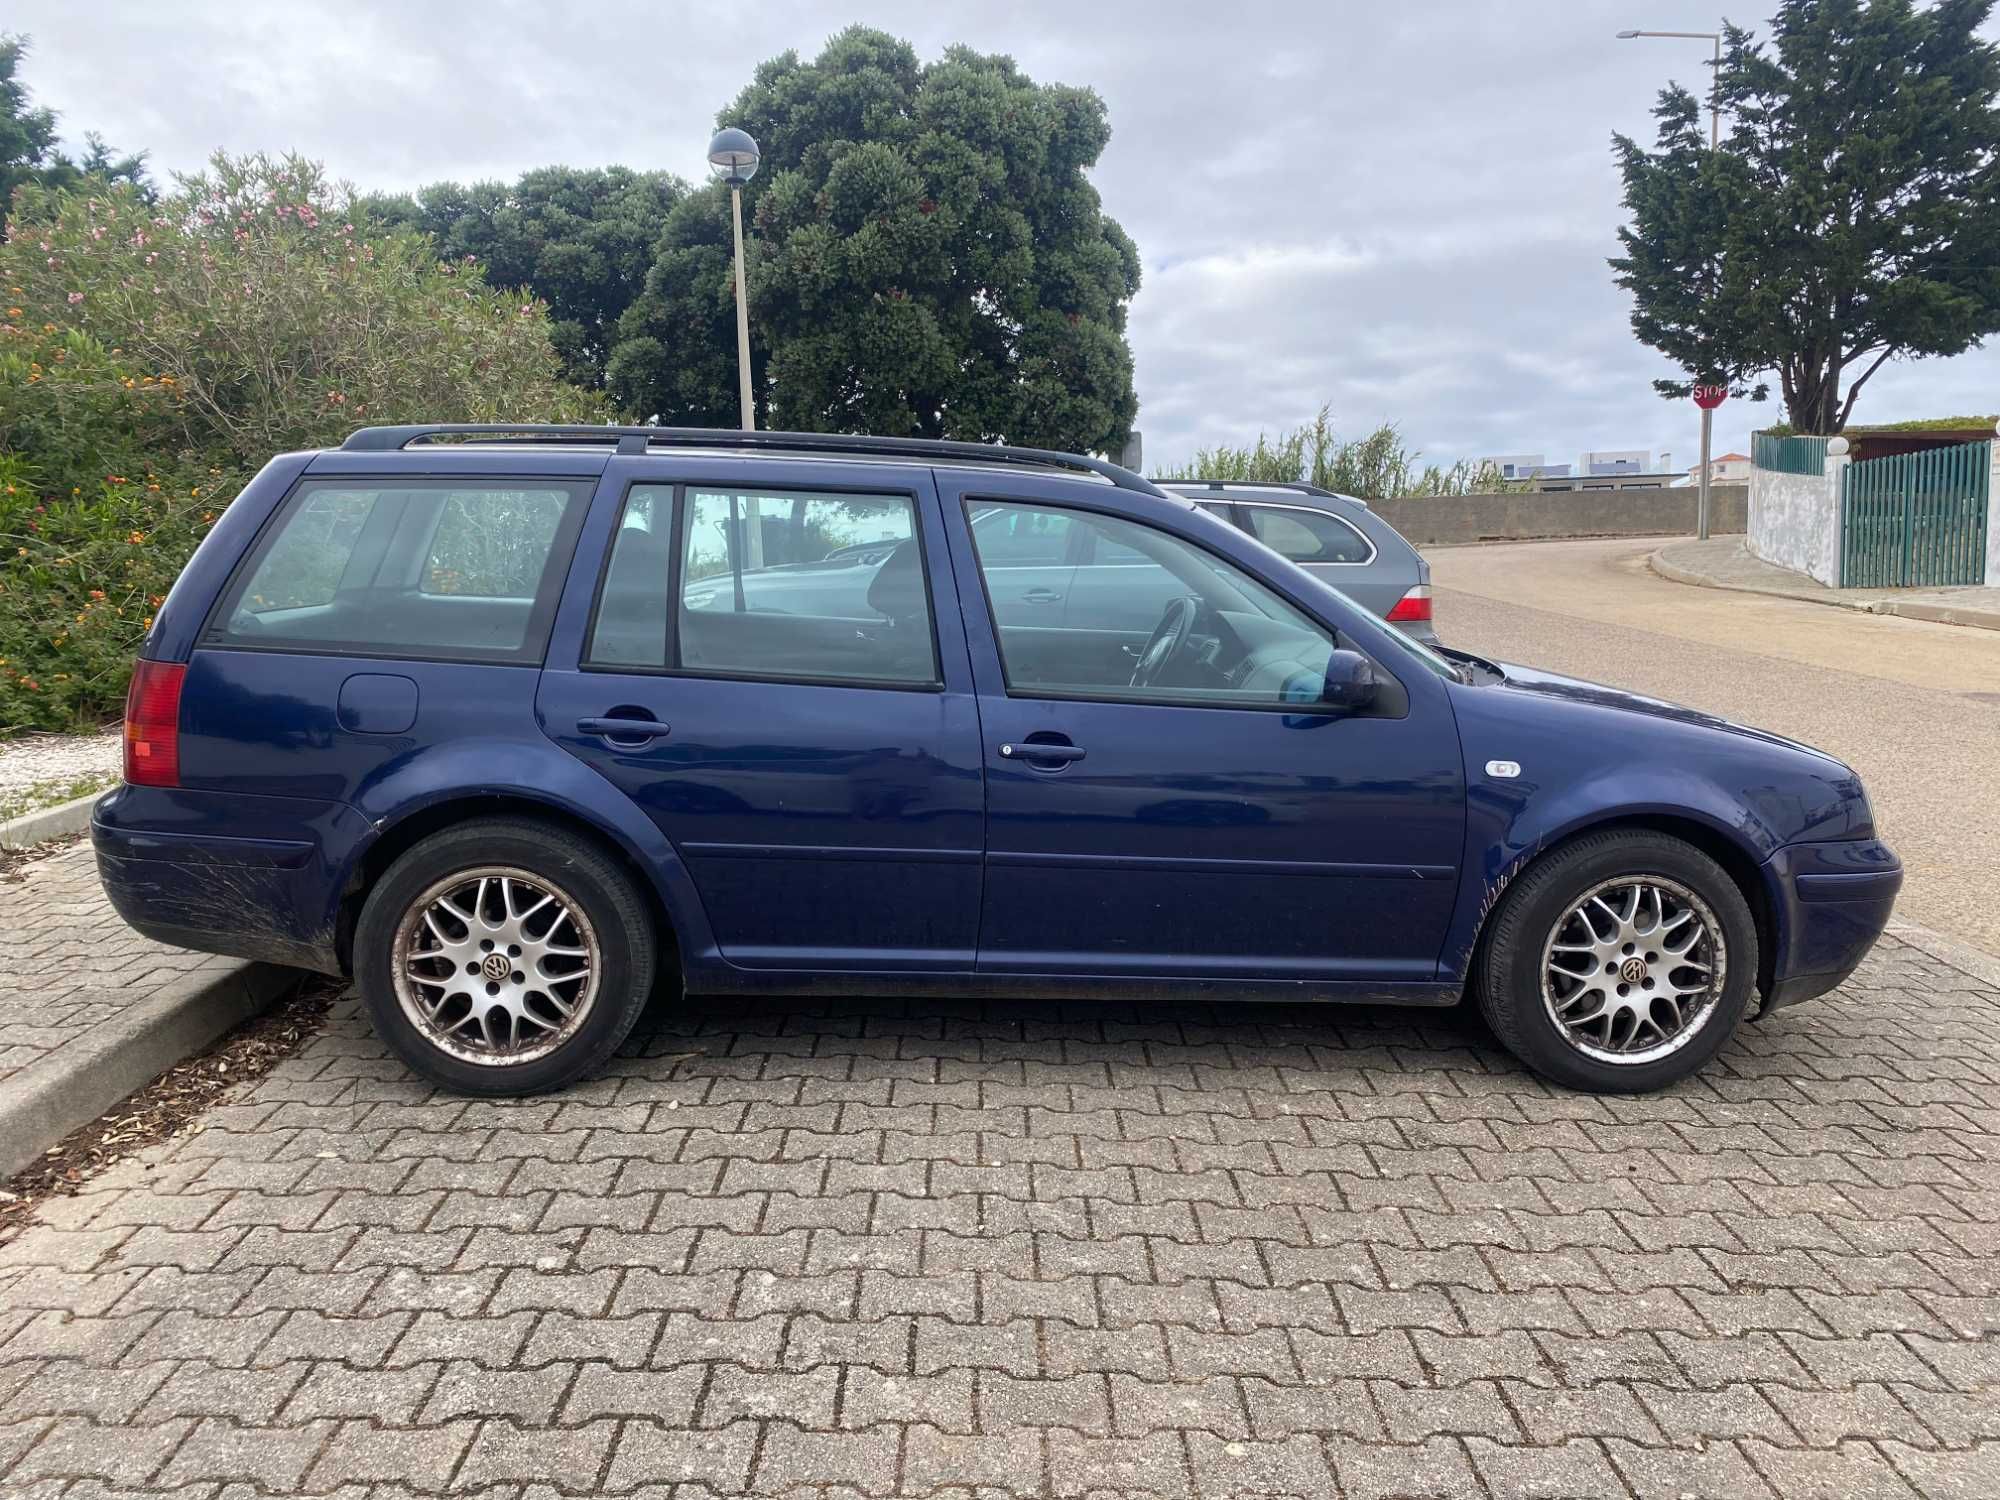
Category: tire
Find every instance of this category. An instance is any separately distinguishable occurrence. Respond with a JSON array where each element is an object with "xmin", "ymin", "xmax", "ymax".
[
  {"xmin": 354, "ymin": 817, "xmax": 658, "ymax": 1095},
  {"xmin": 1475, "ymin": 830, "xmax": 1757, "ymax": 1094}
]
